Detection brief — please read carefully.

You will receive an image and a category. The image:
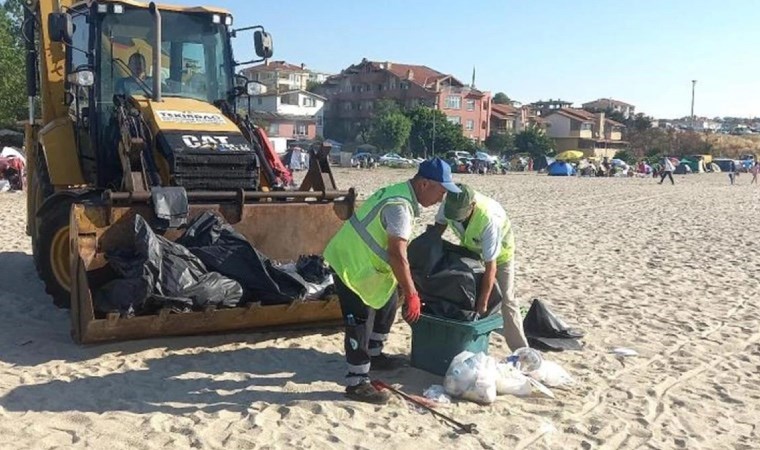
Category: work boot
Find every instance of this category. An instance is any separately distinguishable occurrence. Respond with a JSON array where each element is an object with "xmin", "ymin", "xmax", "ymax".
[
  {"xmin": 345, "ymin": 380, "xmax": 391, "ymax": 404},
  {"xmin": 370, "ymin": 353, "xmax": 407, "ymax": 371}
]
